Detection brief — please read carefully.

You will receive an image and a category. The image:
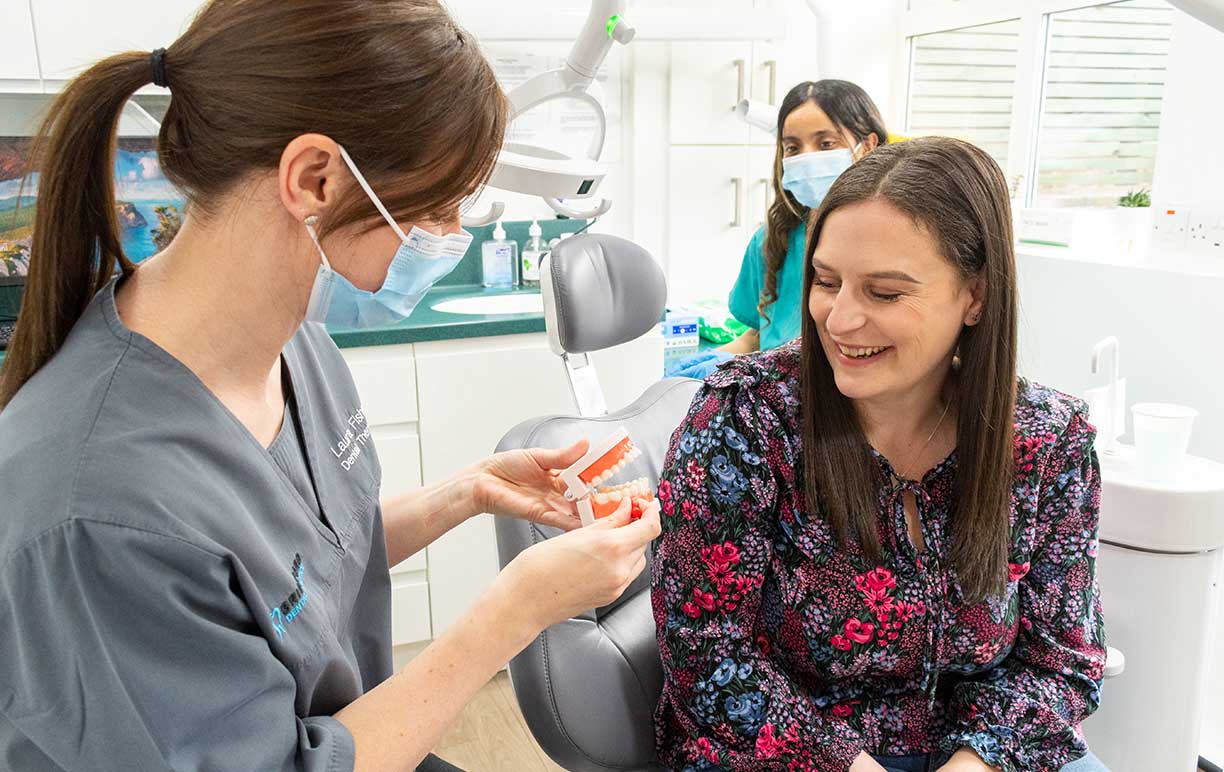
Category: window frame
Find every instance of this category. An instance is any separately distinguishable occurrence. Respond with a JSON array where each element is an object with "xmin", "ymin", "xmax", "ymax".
[{"xmin": 900, "ymin": 0, "xmax": 1169, "ymax": 208}]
